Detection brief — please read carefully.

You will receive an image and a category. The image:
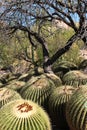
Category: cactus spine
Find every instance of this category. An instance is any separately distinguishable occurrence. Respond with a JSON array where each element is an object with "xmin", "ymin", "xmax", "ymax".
[
  {"xmin": 63, "ymin": 70, "xmax": 87, "ymax": 87},
  {"xmin": 0, "ymin": 87, "xmax": 21, "ymax": 108},
  {"xmin": 66, "ymin": 85, "xmax": 87, "ymax": 130},
  {"xmin": 20, "ymin": 75, "xmax": 55, "ymax": 110},
  {"xmin": 48, "ymin": 85, "xmax": 76, "ymax": 129},
  {"xmin": 0, "ymin": 99, "xmax": 52, "ymax": 130}
]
